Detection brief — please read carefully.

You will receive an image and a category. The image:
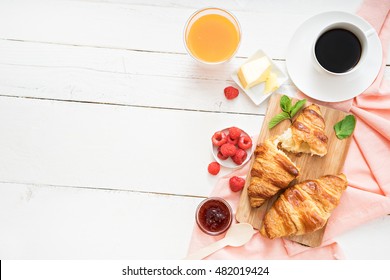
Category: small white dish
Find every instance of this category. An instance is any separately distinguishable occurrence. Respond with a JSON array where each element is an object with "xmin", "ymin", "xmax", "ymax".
[
  {"xmin": 211, "ymin": 127, "xmax": 254, "ymax": 168},
  {"xmin": 286, "ymin": 11, "xmax": 382, "ymax": 102},
  {"xmin": 231, "ymin": 49, "xmax": 288, "ymax": 106}
]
